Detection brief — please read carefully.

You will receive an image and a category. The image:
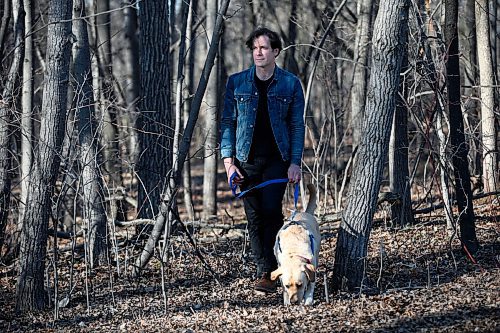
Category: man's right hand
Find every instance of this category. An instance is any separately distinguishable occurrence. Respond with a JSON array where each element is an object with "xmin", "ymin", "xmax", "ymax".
[{"xmin": 224, "ymin": 159, "xmax": 244, "ymax": 186}]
